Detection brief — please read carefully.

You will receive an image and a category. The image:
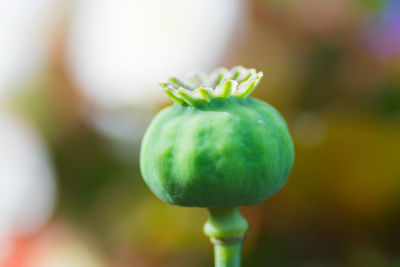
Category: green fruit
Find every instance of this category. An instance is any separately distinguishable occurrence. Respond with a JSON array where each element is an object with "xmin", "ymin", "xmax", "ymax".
[{"xmin": 140, "ymin": 66, "xmax": 294, "ymax": 207}]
